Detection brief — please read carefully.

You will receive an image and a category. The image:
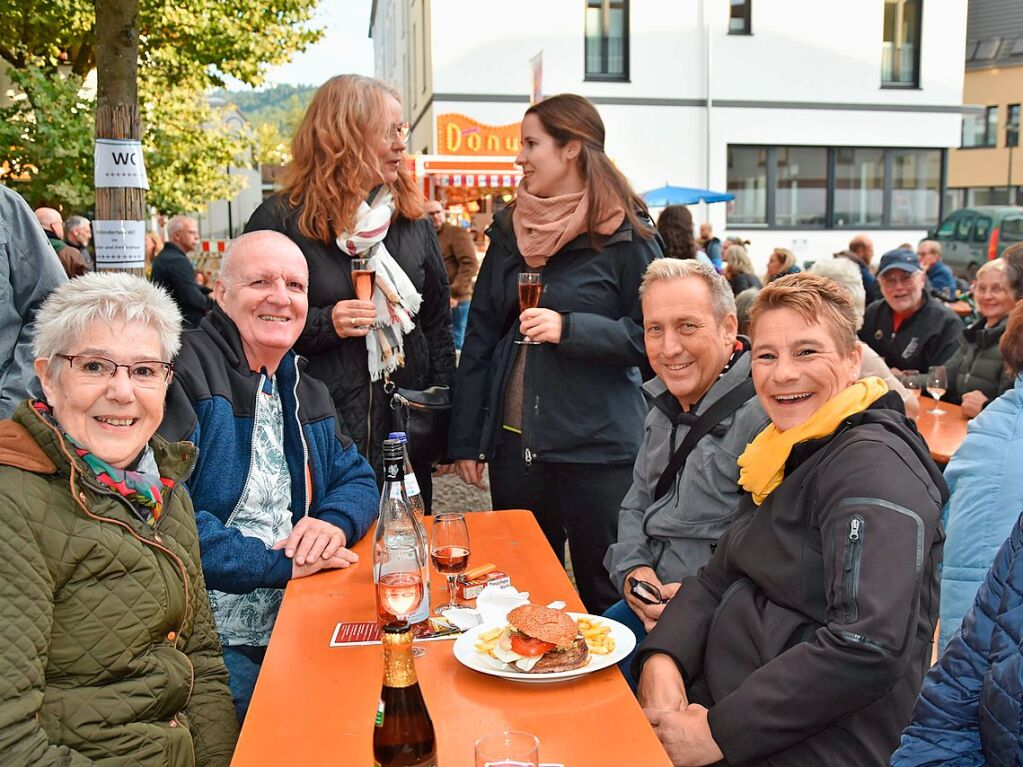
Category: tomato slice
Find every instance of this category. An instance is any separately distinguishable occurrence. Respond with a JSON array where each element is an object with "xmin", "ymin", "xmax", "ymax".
[{"xmin": 510, "ymin": 633, "xmax": 555, "ymax": 657}]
